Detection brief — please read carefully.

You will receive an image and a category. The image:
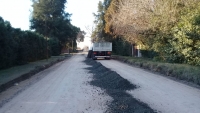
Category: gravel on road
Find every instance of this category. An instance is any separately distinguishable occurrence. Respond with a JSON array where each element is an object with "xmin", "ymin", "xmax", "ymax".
[{"xmin": 84, "ymin": 58, "xmax": 157, "ymax": 113}]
